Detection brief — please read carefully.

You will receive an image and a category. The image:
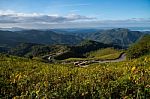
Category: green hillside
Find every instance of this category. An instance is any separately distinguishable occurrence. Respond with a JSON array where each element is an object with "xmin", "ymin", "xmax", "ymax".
[
  {"xmin": 0, "ymin": 28, "xmax": 149, "ymax": 99},
  {"xmin": 0, "ymin": 30, "xmax": 83, "ymax": 47},
  {"xmin": 84, "ymin": 28, "xmax": 143, "ymax": 47},
  {"xmin": 9, "ymin": 43, "xmax": 69, "ymax": 58},
  {"xmin": 64, "ymin": 48, "xmax": 123, "ymax": 61},
  {"xmin": 127, "ymin": 35, "xmax": 150, "ymax": 59},
  {"xmin": 86, "ymin": 48, "xmax": 123, "ymax": 60},
  {"xmin": 54, "ymin": 40, "xmax": 122, "ymax": 60},
  {"xmin": 0, "ymin": 53, "xmax": 150, "ymax": 99},
  {"xmin": 0, "ymin": 40, "xmax": 122, "ymax": 62},
  {"xmin": 0, "ymin": 28, "xmax": 144, "ymax": 48}
]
